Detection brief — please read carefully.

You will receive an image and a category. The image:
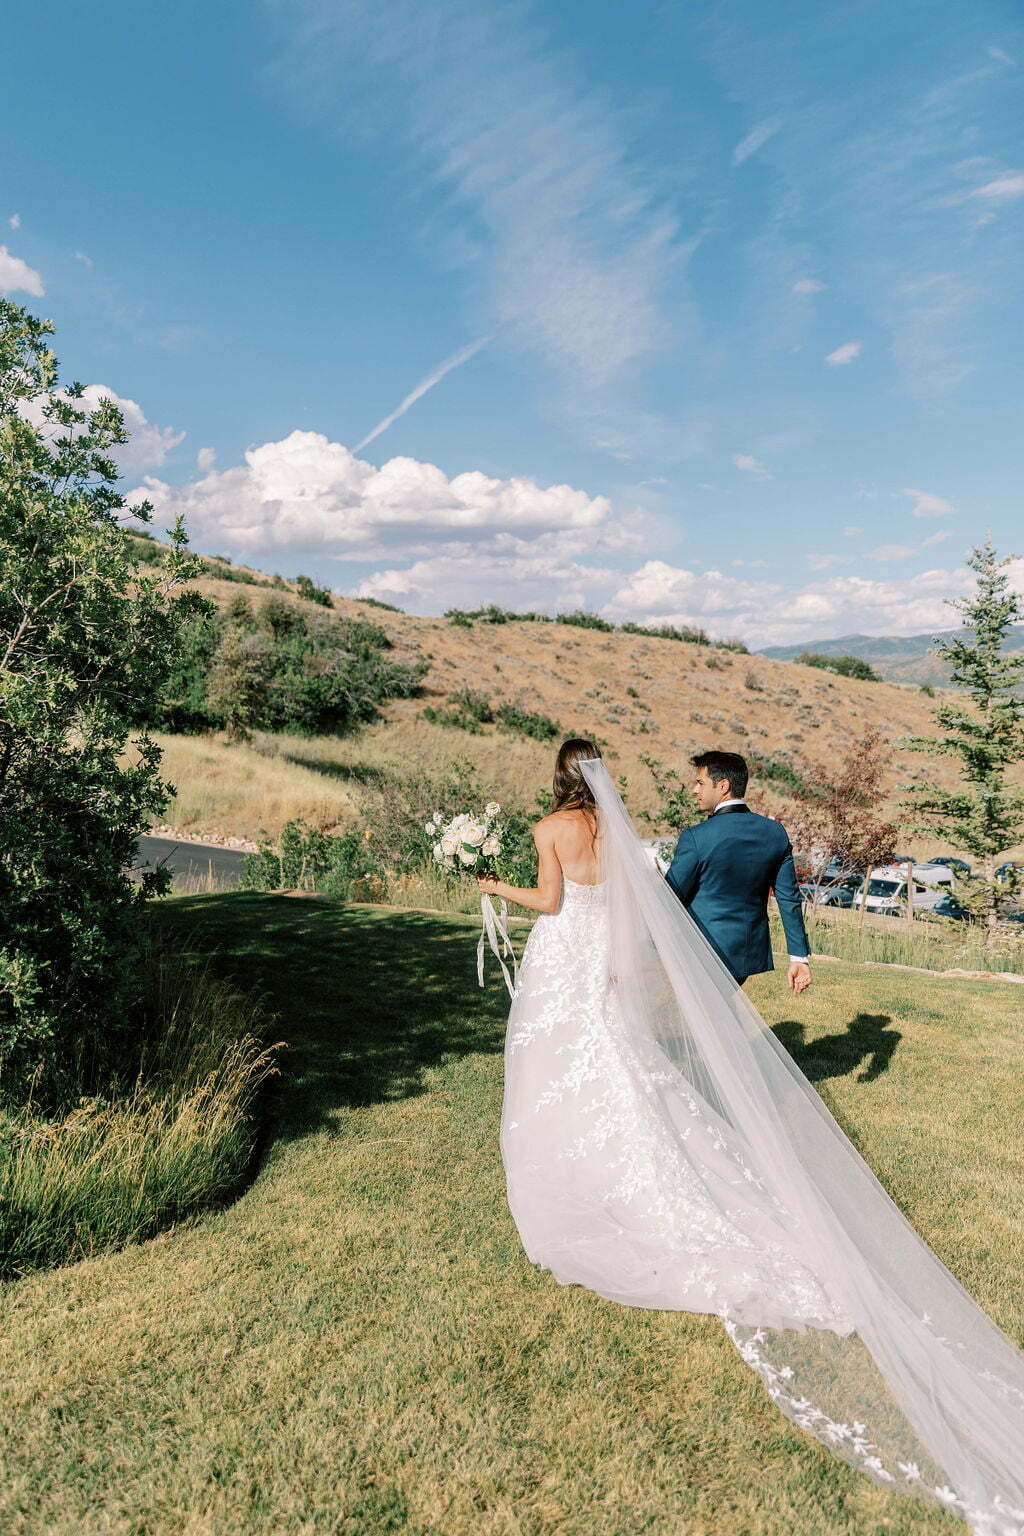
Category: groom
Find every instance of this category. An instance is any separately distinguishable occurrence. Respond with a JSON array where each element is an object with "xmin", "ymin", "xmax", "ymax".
[{"xmin": 665, "ymin": 749, "xmax": 812, "ymax": 994}]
